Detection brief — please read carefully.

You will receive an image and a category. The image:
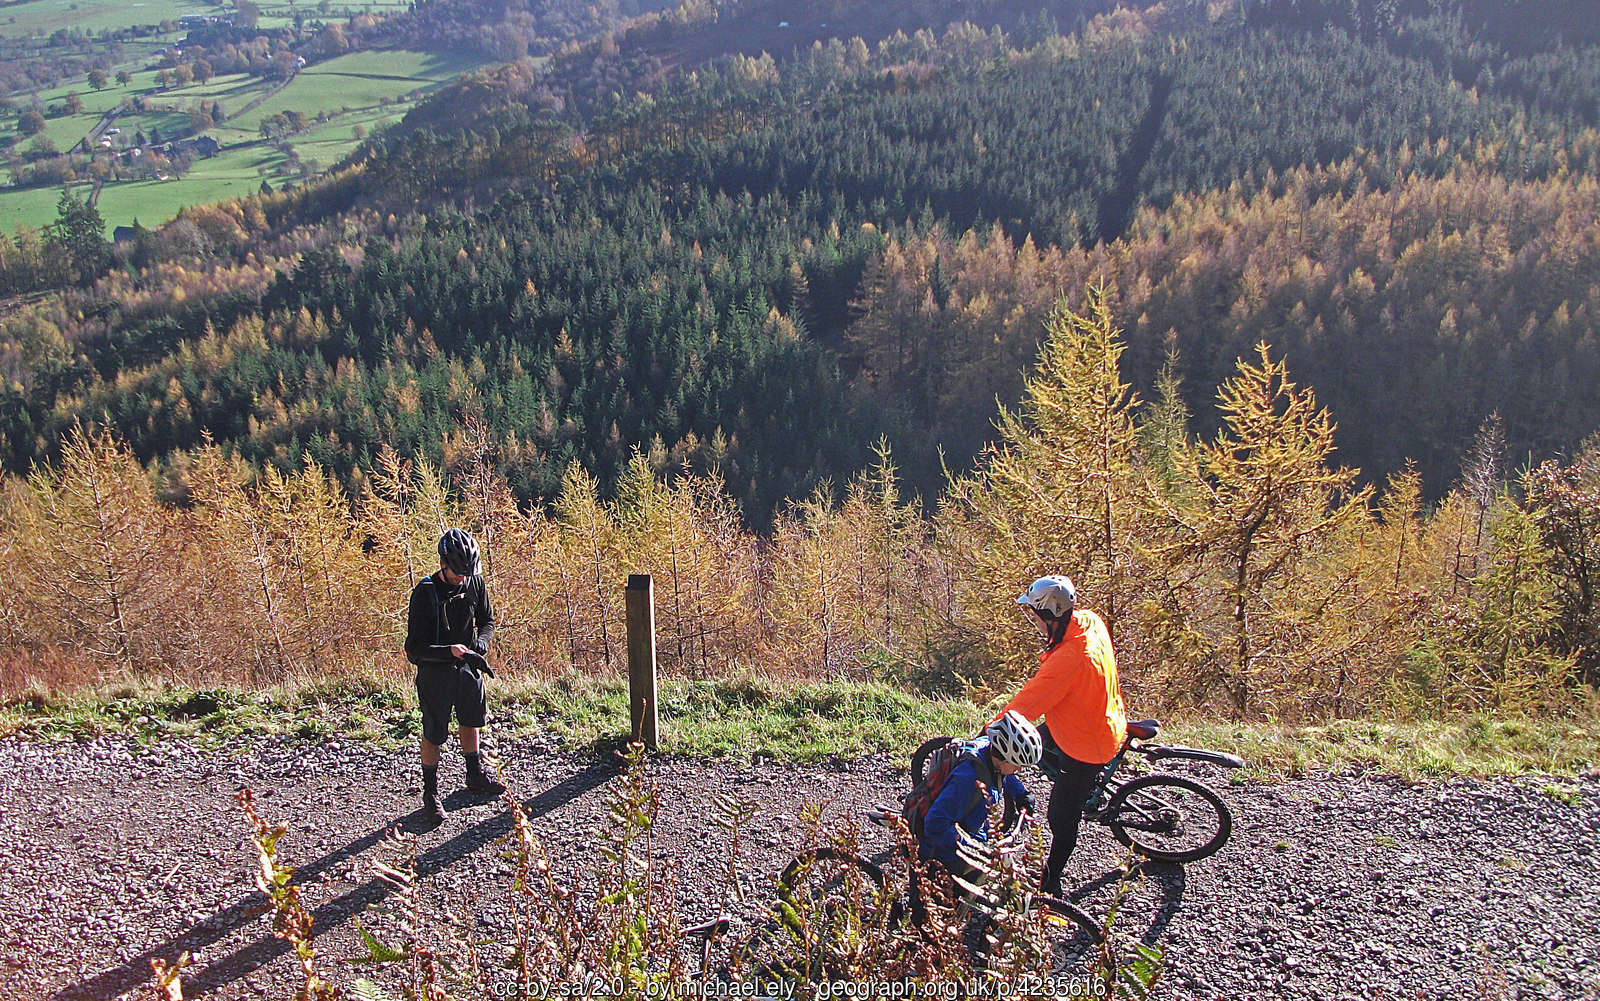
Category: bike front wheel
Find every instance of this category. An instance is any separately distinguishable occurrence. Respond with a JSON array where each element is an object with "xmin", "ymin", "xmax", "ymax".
[
  {"xmin": 1035, "ymin": 894, "xmax": 1104, "ymax": 973},
  {"xmin": 768, "ymin": 847, "xmax": 907, "ymax": 979},
  {"xmin": 970, "ymin": 893, "xmax": 1104, "ymax": 974},
  {"xmin": 1103, "ymin": 774, "xmax": 1232, "ymax": 863}
]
